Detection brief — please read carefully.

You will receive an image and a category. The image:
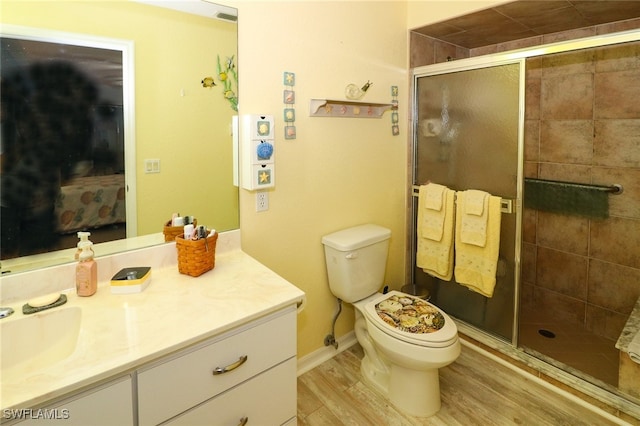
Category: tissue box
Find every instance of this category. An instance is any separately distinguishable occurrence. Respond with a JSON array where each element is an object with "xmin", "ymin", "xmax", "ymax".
[{"xmin": 111, "ymin": 267, "xmax": 151, "ymax": 294}]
